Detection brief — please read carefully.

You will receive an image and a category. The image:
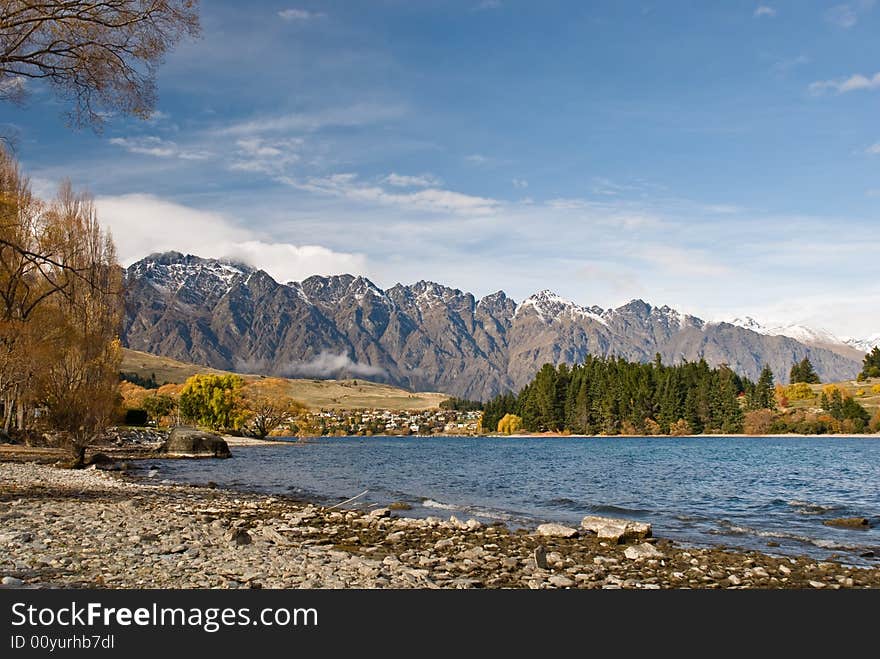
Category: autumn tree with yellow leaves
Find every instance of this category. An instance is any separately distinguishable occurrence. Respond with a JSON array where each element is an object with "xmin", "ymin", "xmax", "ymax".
[{"xmin": 0, "ymin": 148, "xmax": 123, "ymax": 463}]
